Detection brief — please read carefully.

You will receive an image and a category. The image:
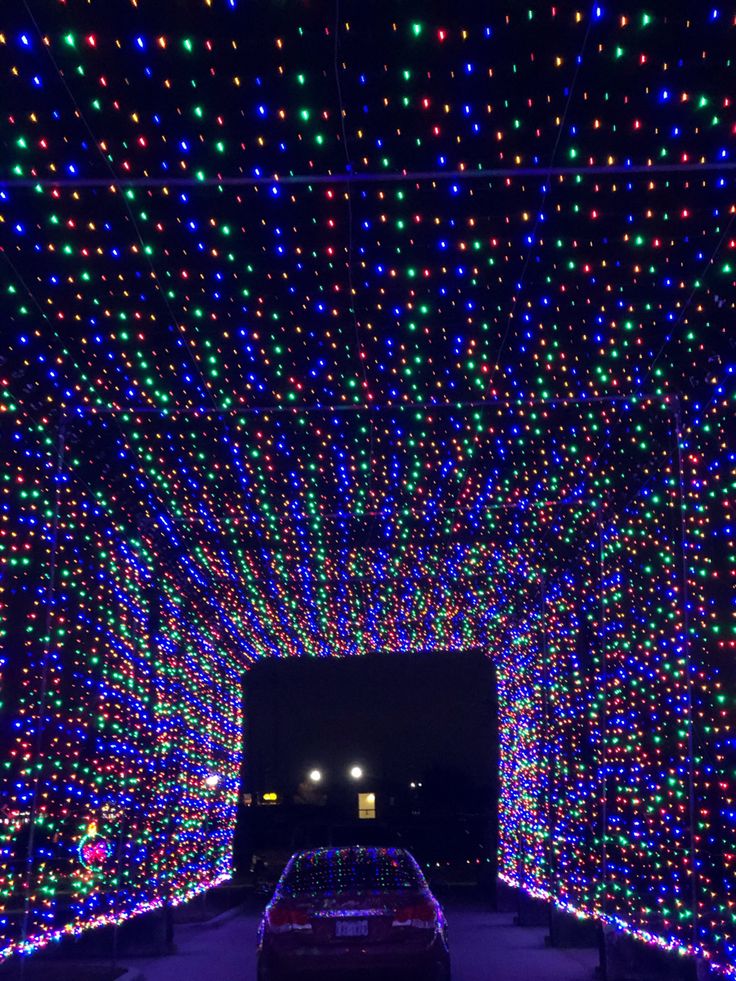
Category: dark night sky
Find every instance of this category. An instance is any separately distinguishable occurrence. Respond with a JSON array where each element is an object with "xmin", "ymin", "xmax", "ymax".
[{"xmin": 243, "ymin": 652, "xmax": 496, "ymax": 796}]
